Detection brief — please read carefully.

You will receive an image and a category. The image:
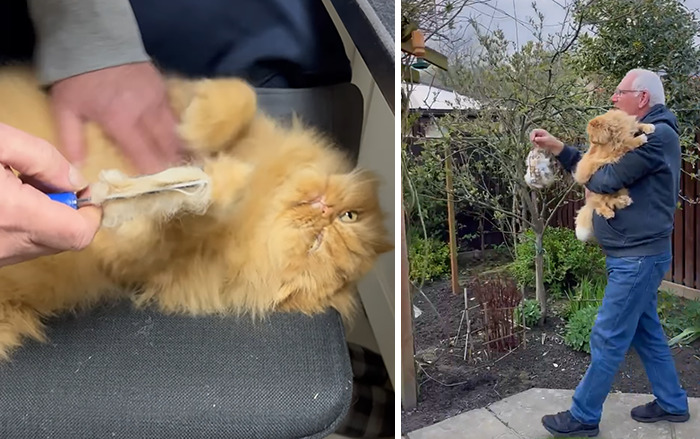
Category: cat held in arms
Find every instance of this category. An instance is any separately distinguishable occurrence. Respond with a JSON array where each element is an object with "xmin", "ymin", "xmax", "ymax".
[
  {"xmin": 0, "ymin": 66, "xmax": 393, "ymax": 360},
  {"xmin": 573, "ymin": 109, "xmax": 655, "ymax": 242}
]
